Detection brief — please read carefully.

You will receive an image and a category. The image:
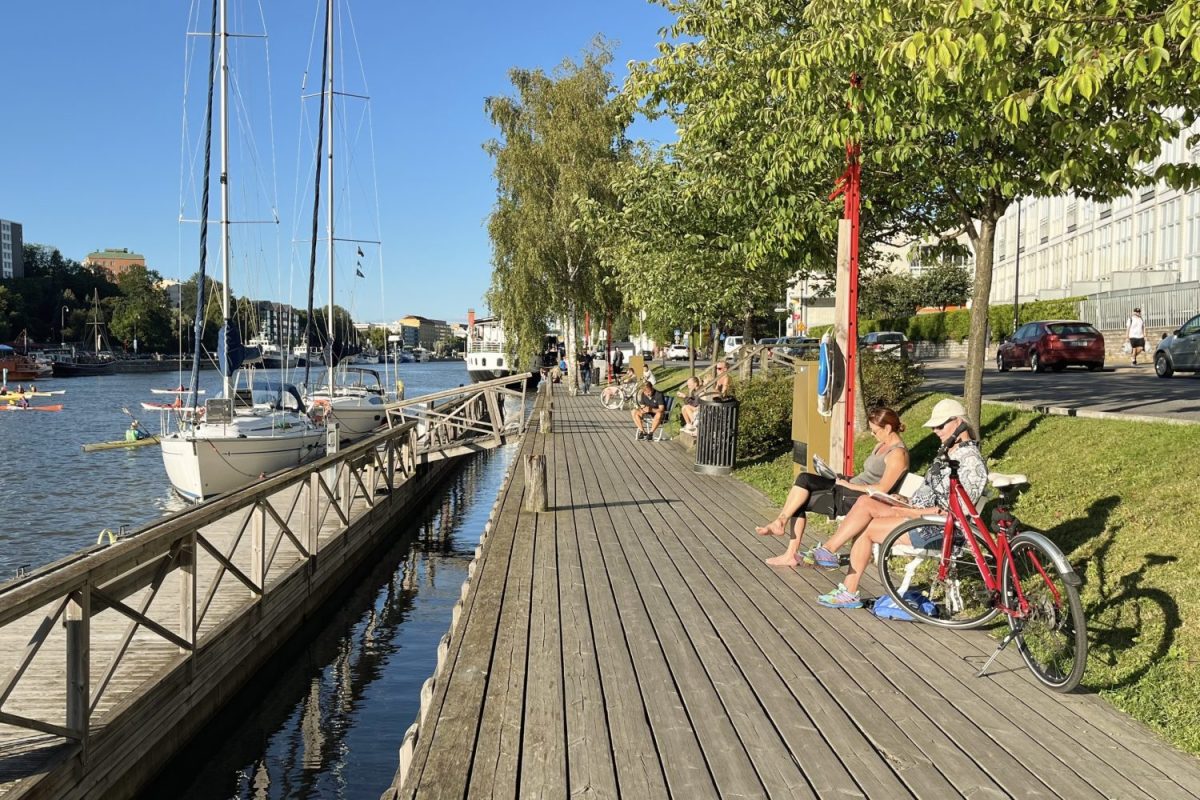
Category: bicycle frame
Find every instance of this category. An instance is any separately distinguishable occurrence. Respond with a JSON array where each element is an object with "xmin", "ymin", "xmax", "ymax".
[{"xmin": 935, "ymin": 464, "xmax": 1062, "ymax": 619}]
